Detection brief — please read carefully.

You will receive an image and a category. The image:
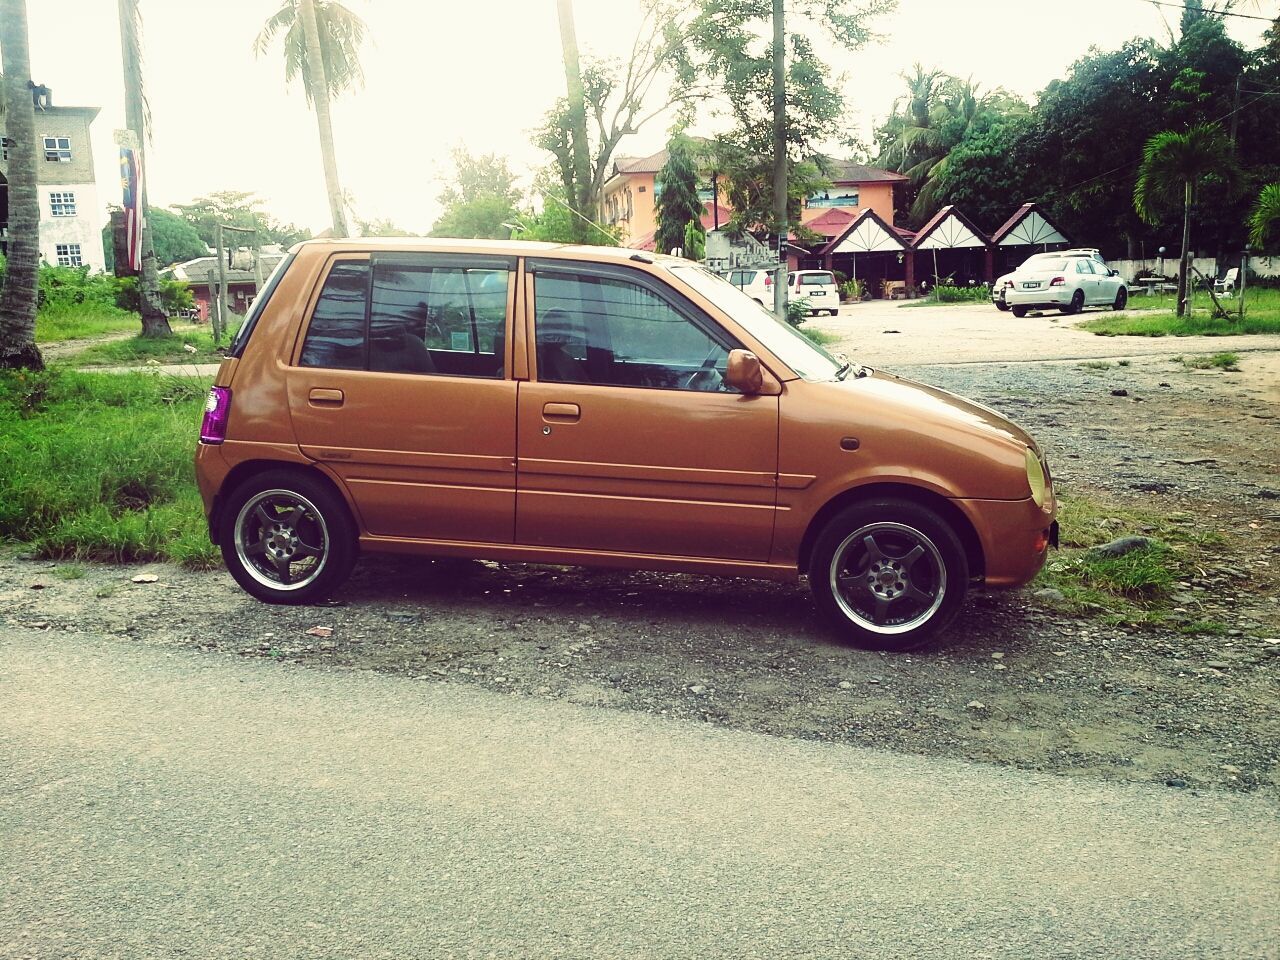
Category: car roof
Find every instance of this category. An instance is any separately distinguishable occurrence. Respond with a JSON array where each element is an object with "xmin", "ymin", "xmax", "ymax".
[{"xmin": 289, "ymin": 235, "xmax": 683, "ymax": 266}]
